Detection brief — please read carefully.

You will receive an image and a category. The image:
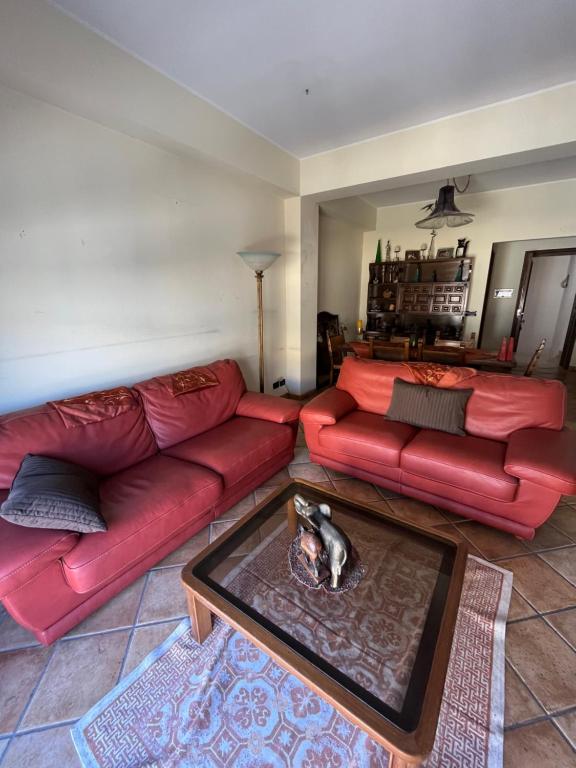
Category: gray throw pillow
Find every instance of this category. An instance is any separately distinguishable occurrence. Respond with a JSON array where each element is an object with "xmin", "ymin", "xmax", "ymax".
[
  {"xmin": 386, "ymin": 378, "xmax": 472, "ymax": 436},
  {"xmin": 0, "ymin": 455, "xmax": 106, "ymax": 533}
]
